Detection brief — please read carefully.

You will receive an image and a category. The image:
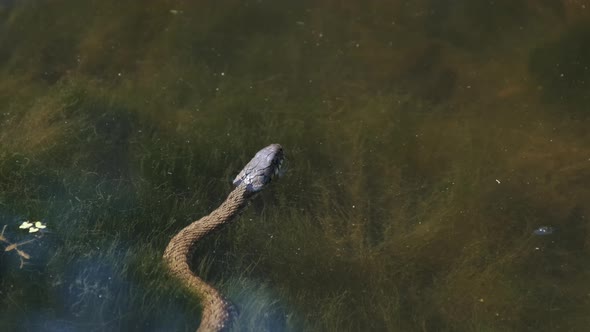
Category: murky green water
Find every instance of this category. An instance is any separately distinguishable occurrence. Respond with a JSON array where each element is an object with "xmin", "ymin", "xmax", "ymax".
[{"xmin": 1, "ymin": 1, "xmax": 589, "ymax": 331}]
